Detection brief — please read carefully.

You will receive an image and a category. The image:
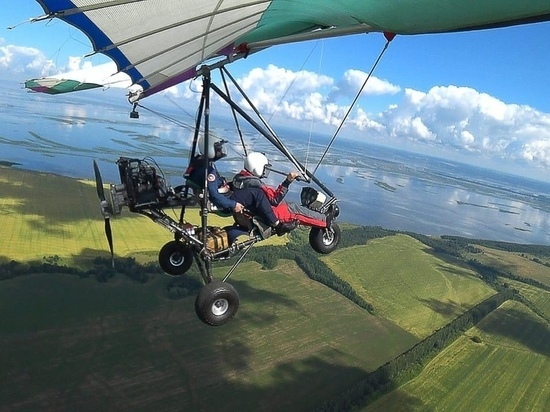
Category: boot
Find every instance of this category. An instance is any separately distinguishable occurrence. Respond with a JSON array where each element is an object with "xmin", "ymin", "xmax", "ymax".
[{"xmin": 275, "ymin": 220, "xmax": 298, "ymax": 236}]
